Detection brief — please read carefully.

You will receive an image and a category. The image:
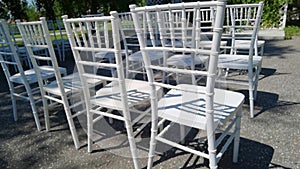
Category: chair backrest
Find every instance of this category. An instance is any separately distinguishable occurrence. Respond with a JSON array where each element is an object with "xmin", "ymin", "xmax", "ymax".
[
  {"xmin": 224, "ymin": 2, "xmax": 264, "ymax": 55},
  {"xmin": 118, "ymin": 12, "xmax": 140, "ymax": 52},
  {"xmin": 278, "ymin": 3, "xmax": 288, "ymax": 30},
  {"xmin": 117, "ymin": 11, "xmax": 160, "ymax": 79},
  {"xmin": 118, "ymin": 11, "xmax": 161, "ymax": 50},
  {"xmin": 16, "ymin": 17, "xmax": 66, "ymax": 97},
  {"xmin": 47, "ymin": 19, "xmax": 70, "ymax": 60},
  {"xmin": 161, "ymin": 7, "xmax": 215, "ymax": 38},
  {"xmin": 81, "ymin": 14, "xmax": 106, "ymax": 34},
  {"xmin": 62, "ymin": 12, "xmax": 130, "ymax": 117},
  {"xmin": 81, "ymin": 13, "xmax": 104, "ymax": 18},
  {"xmin": 7, "ymin": 23, "xmax": 21, "ymax": 46},
  {"xmin": 130, "ymin": 0, "xmax": 226, "ymax": 120},
  {"xmin": 5, "ymin": 22, "xmax": 33, "ymax": 68},
  {"xmin": 0, "ymin": 19, "xmax": 29, "ymax": 87},
  {"xmin": 47, "ymin": 19, "xmax": 70, "ymax": 40}
]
